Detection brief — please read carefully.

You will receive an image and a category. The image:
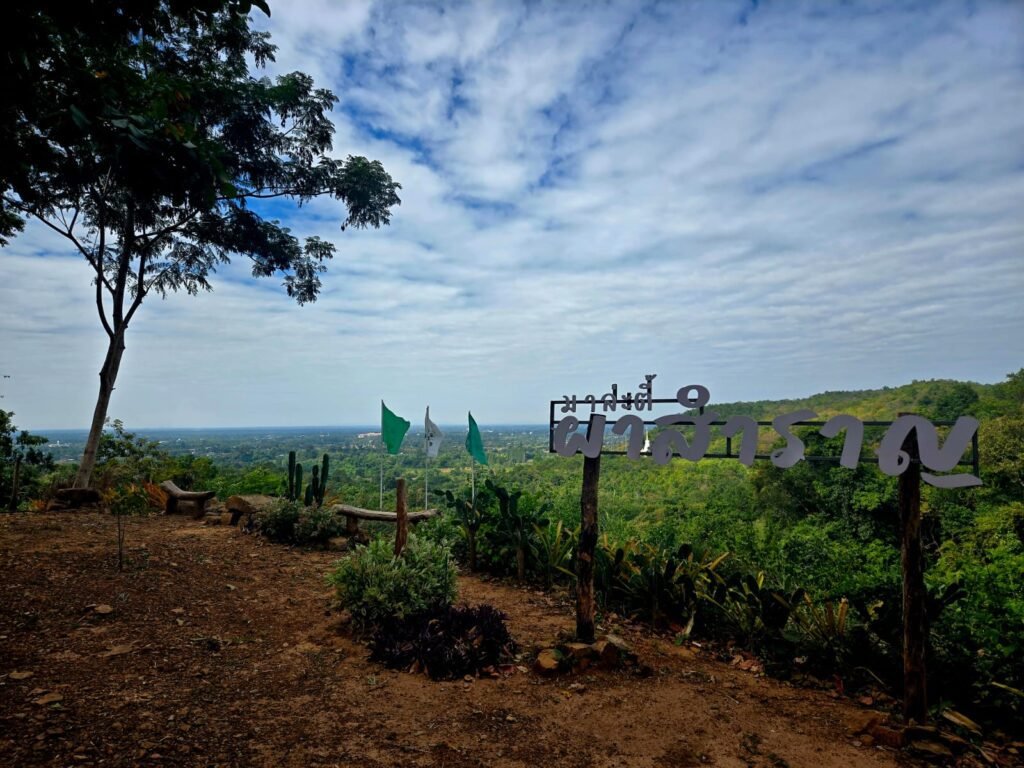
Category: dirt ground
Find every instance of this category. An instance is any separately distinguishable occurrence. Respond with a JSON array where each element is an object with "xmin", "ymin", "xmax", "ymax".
[{"xmin": 0, "ymin": 512, "xmax": 937, "ymax": 767}]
